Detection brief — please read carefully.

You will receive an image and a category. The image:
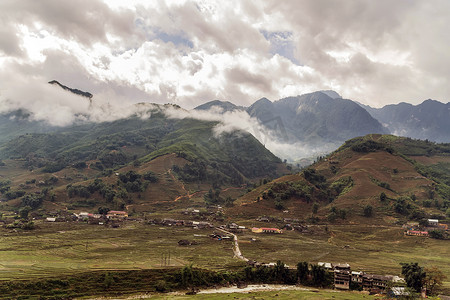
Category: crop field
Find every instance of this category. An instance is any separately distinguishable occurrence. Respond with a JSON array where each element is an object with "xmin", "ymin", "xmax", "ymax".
[
  {"xmin": 237, "ymin": 224, "xmax": 450, "ymax": 291},
  {"xmin": 0, "ymin": 222, "xmax": 241, "ymax": 281},
  {"xmin": 1, "ymin": 221, "xmax": 448, "ymax": 293}
]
